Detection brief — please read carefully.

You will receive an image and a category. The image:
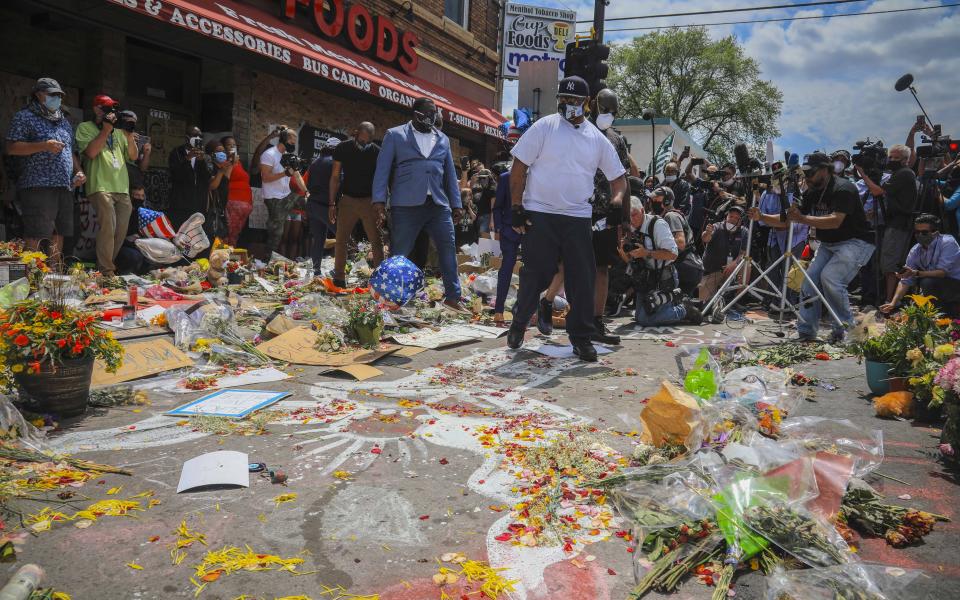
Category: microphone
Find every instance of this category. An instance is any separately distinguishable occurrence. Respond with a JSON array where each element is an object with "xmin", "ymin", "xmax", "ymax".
[
  {"xmin": 734, "ymin": 143, "xmax": 751, "ymax": 174},
  {"xmin": 894, "ymin": 73, "xmax": 914, "ymax": 92},
  {"xmin": 788, "ymin": 153, "xmax": 800, "ymax": 168}
]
